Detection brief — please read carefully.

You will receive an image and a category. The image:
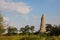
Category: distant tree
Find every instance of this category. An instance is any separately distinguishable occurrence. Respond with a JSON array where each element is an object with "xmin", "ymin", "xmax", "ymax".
[
  {"xmin": 25, "ymin": 25, "xmax": 30, "ymax": 33},
  {"xmin": 30, "ymin": 26, "xmax": 34, "ymax": 34},
  {"xmin": 11, "ymin": 27, "xmax": 17, "ymax": 34},
  {"xmin": 20, "ymin": 25, "xmax": 35, "ymax": 35},
  {"xmin": 0, "ymin": 13, "xmax": 5, "ymax": 35},
  {"xmin": 24, "ymin": 25, "xmax": 30, "ymax": 35},
  {"xmin": 46, "ymin": 24, "xmax": 60, "ymax": 36},
  {"xmin": 46, "ymin": 24, "xmax": 53, "ymax": 33},
  {"xmin": 20, "ymin": 27, "xmax": 25, "ymax": 34},
  {"xmin": 50, "ymin": 25, "xmax": 60, "ymax": 36},
  {"xmin": 7, "ymin": 26, "xmax": 17, "ymax": 35},
  {"xmin": 20, "ymin": 25, "xmax": 30, "ymax": 35},
  {"xmin": 7, "ymin": 26, "xmax": 11, "ymax": 35}
]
